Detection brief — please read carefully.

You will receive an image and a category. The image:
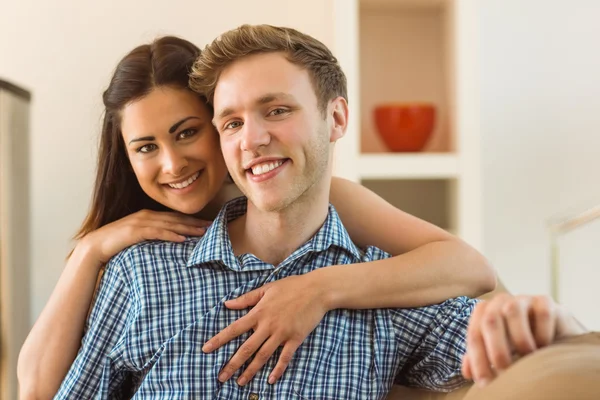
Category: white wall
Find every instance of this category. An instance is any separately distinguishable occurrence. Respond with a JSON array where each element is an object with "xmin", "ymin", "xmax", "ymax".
[
  {"xmin": 0, "ymin": 0, "xmax": 335, "ymax": 322},
  {"xmin": 480, "ymin": 0, "xmax": 600, "ymax": 325},
  {"xmin": 559, "ymin": 220, "xmax": 600, "ymax": 329}
]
